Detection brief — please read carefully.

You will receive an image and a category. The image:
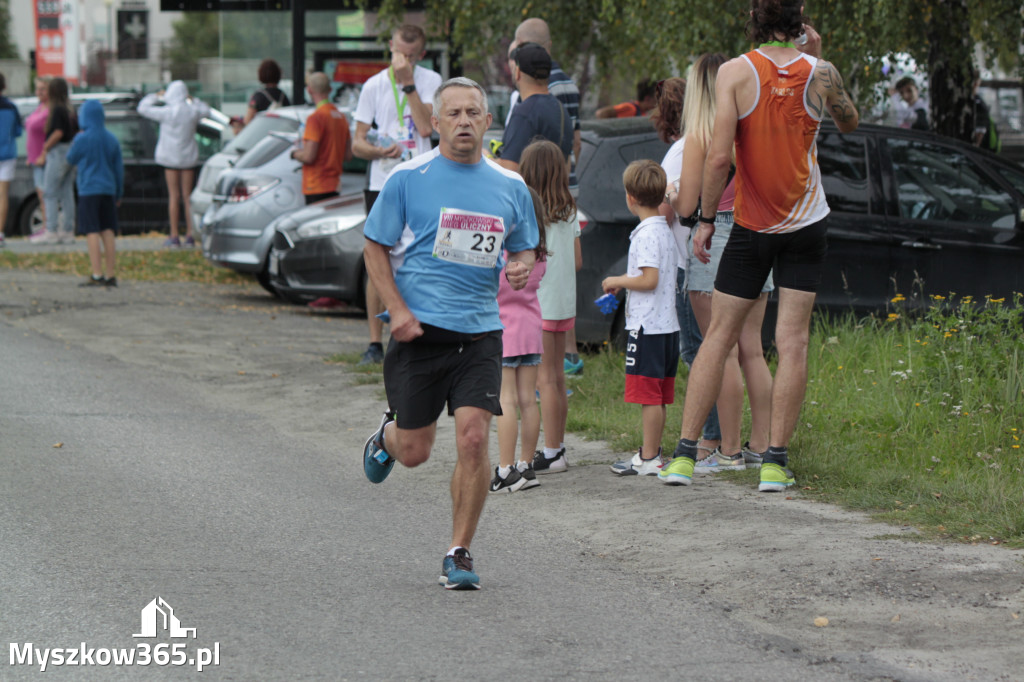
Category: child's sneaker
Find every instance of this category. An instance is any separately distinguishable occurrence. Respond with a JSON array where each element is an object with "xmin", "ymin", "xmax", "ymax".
[
  {"xmin": 103, "ymin": 277, "xmax": 118, "ymax": 287},
  {"xmin": 78, "ymin": 275, "xmax": 105, "ymax": 287},
  {"xmin": 29, "ymin": 230, "xmax": 56, "ymax": 244},
  {"xmin": 489, "ymin": 466, "xmax": 527, "ymax": 494},
  {"xmin": 758, "ymin": 462, "xmax": 796, "ymax": 492},
  {"xmin": 183, "ymin": 235, "xmax": 196, "ymax": 247},
  {"xmin": 163, "ymin": 236, "xmax": 181, "ymax": 248},
  {"xmin": 610, "ymin": 447, "xmax": 662, "ymax": 476},
  {"xmin": 515, "ymin": 461, "xmax": 540, "ymax": 490},
  {"xmin": 742, "ymin": 441, "xmax": 765, "ymax": 468},
  {"xmin": 694, "ymin": 449, "xmax": 746, "ymax": 474},
  {"xmin": 532, "ymin": 448, "xmax": 568, "ymax": 474},
  {"xmin": 658, "ymin": 456, "xmax": 694, "ymax": 486}
]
